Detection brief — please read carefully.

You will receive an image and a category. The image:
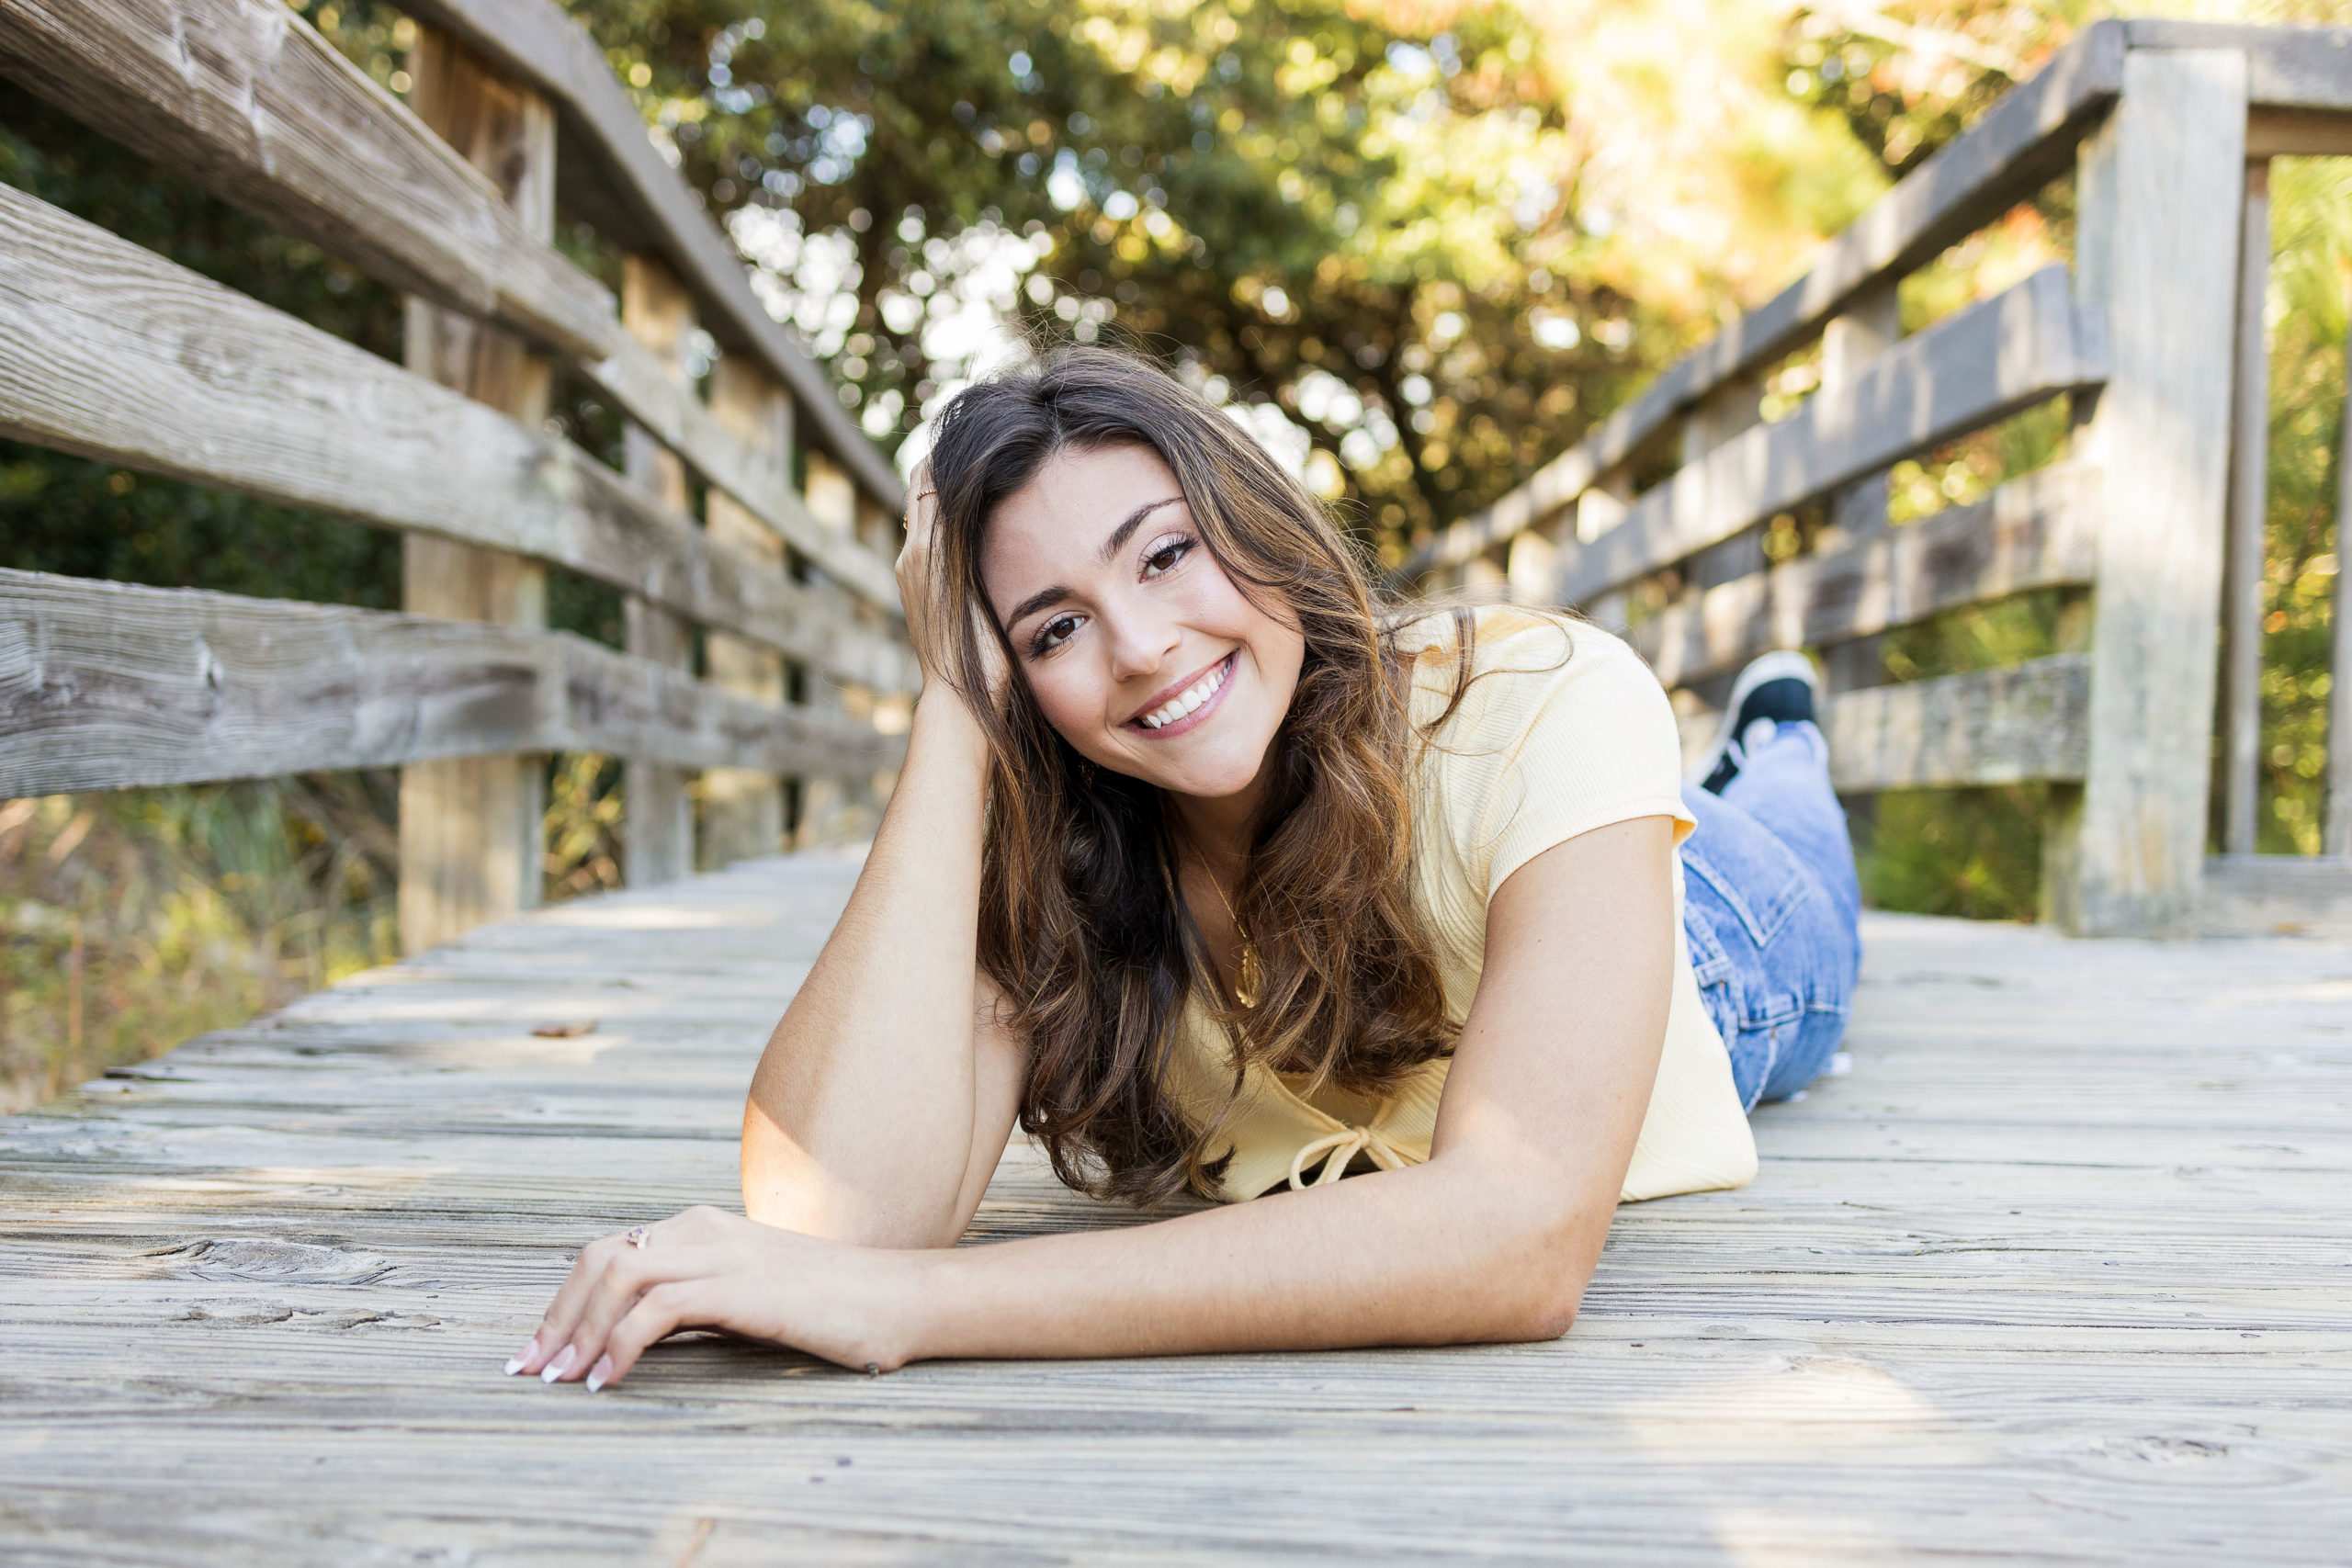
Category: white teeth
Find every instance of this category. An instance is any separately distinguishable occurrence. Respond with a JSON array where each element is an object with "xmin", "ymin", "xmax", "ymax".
[{"xmin": 1139, "ymin": 659, "xmax": 1228, "ymax": 729}]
